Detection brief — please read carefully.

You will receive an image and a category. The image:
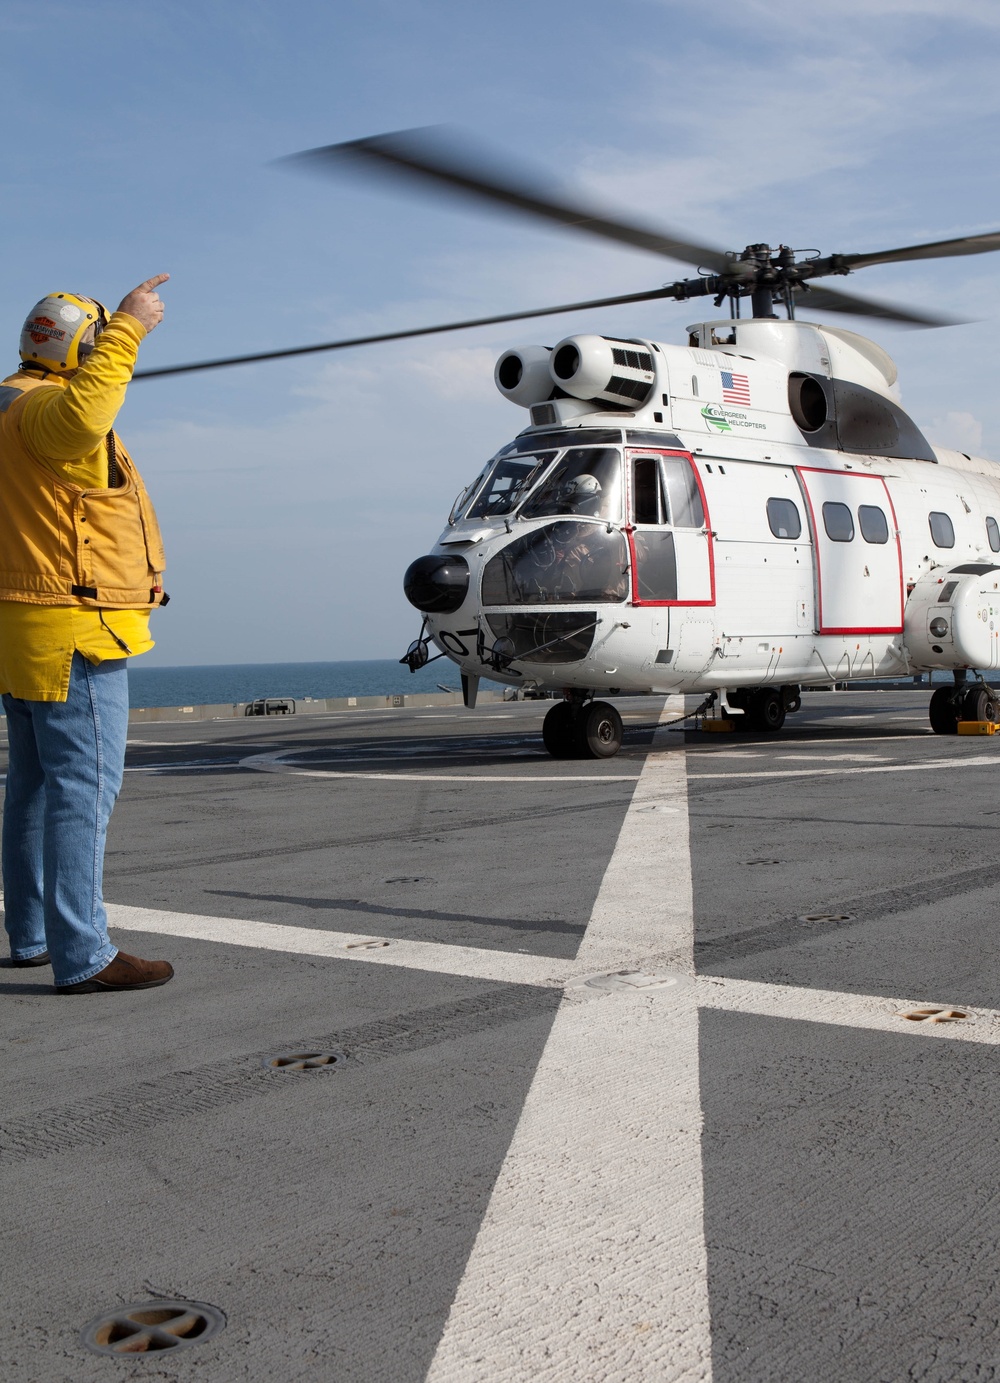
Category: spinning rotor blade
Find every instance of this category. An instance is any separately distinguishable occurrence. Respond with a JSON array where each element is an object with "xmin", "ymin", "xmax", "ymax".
[
  {"xmin": 837, "ymin": 229, "xmax": 1000, "ymax": 271},
  {"xmin": 284, "ymin": 126, "xmax": 733, "ymax": 274},
  {"xmin": 793, "ymin": 282, "xmax": 959, "ymax": 327},
  {"xmin": 132, "ymin": 285, "xmax": 681, "ymax": 380}
]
